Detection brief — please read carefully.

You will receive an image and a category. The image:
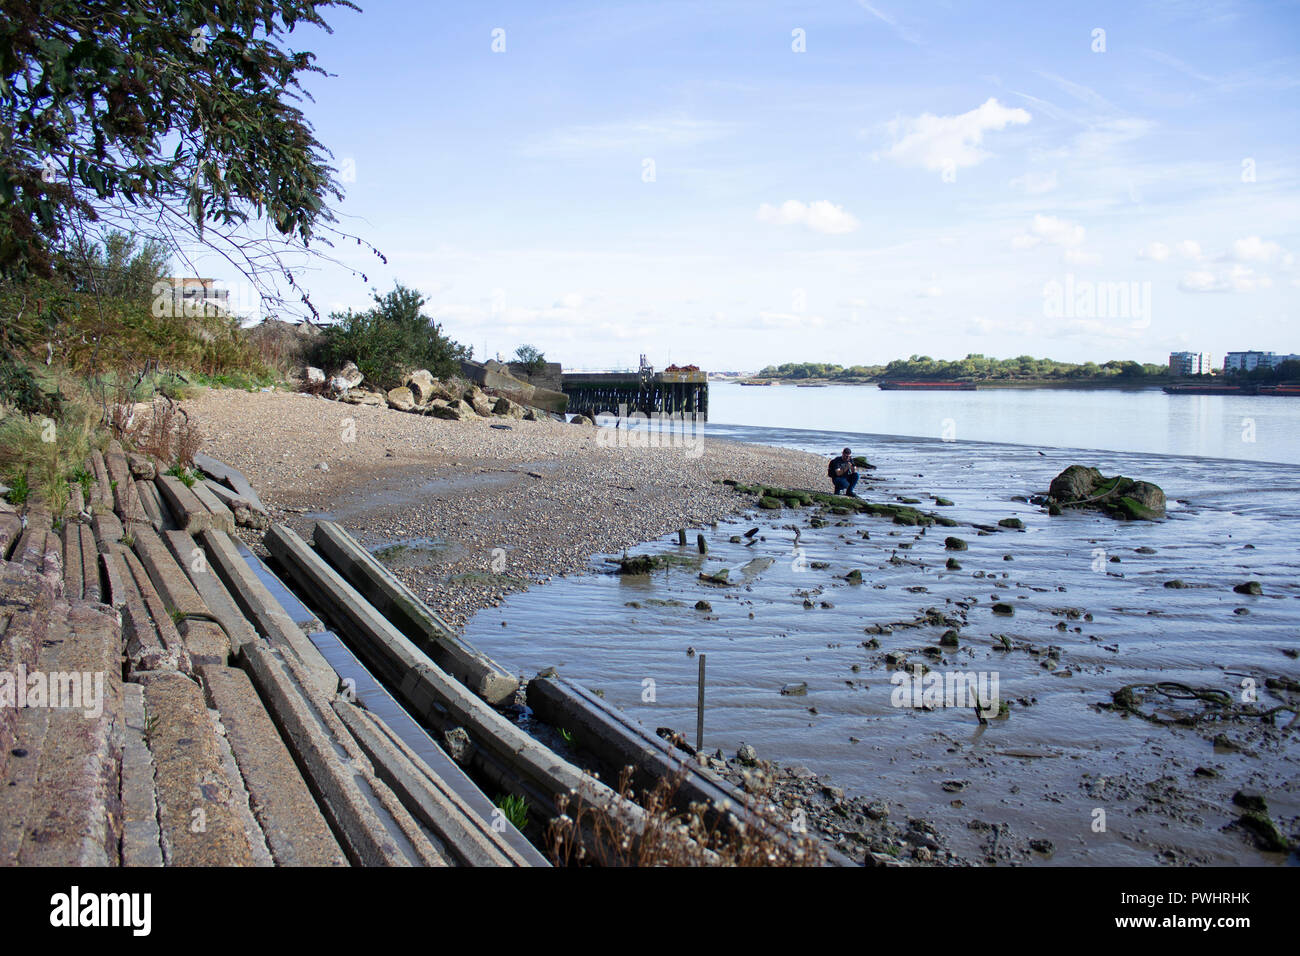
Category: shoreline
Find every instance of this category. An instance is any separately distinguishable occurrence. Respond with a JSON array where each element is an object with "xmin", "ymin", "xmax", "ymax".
[{"xmin": 181, "ymin": 388, "xmax": 833, "ymax": 627}]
